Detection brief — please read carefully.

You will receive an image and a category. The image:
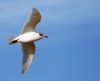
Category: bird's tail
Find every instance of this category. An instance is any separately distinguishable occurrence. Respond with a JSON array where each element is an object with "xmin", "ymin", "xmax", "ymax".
[{"xmin": 8, "ymin": 37, "xmax": 17, "ymax": 45}]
